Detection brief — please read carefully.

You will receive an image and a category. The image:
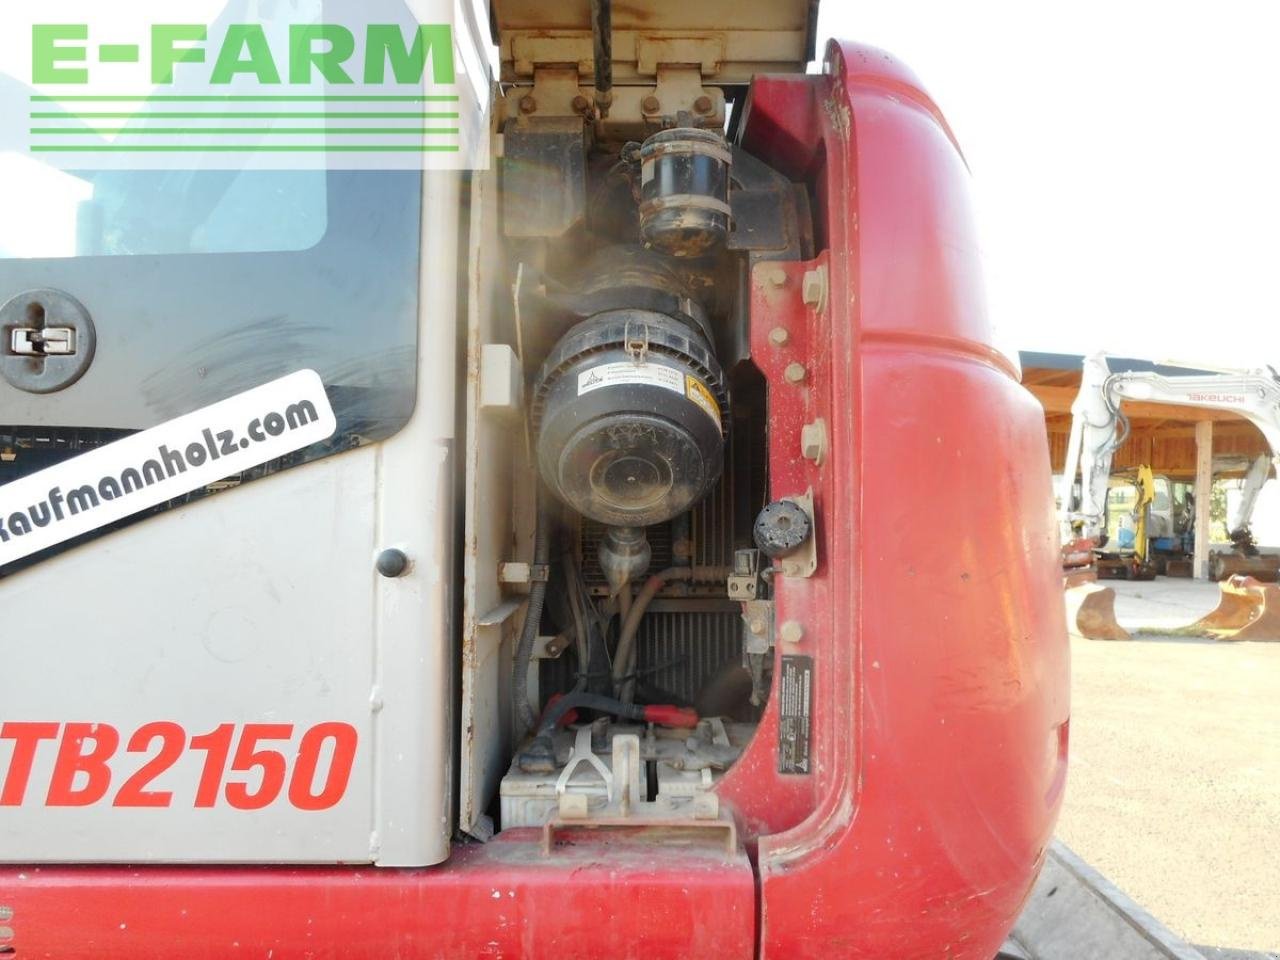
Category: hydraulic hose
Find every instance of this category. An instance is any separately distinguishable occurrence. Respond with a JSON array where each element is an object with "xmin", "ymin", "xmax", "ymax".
[
  {"xmin": 612, "ymin": 565, "xmax": 730, "ymax": 702},
  {"xmin": 513, "ymin": 493, "xmax": 552, "ymax": 733}
]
